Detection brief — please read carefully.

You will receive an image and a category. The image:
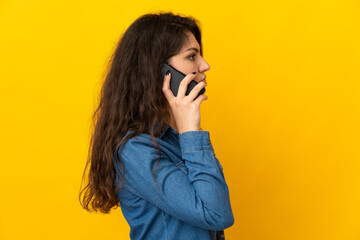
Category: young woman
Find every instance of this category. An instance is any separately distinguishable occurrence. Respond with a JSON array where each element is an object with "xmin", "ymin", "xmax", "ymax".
[{"xmin": 79, "ymin": 12, "xmax": 234, "ymax": 240}]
